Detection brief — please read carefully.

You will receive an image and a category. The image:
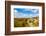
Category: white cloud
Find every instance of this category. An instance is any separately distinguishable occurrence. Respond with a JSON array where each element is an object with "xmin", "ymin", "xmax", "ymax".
[
  {"xmin": 14, "ymin": 12, "xmax": 33, "ymax": 18},
  {"xmin": 14, "ymin": 10, "xmax": 18, "ymax": 12},
  {"xmin": 32, "ymin": 14, "xmax": 39, "ymax": 17},
  {"xmin": 14, "ymin": 12, "xmax": 25, "ymax": 18},
  {"xmin": 31, "ymin": 9, "xmax": 38, "ymax": 13},
  {"xmin": 24, "ymin": 8, "xmax": 38, "ymax": 13}
]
